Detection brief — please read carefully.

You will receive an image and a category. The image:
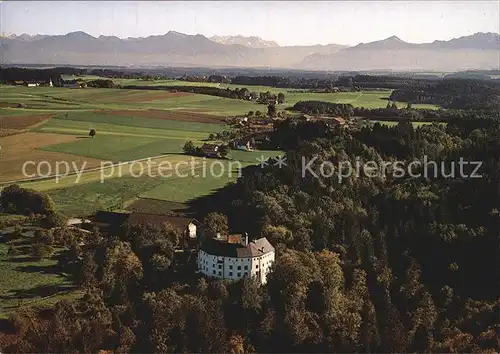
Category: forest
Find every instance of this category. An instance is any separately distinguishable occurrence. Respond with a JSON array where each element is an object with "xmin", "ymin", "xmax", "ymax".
[
  {"xmin": 390, "ymin": 79, "xmax": 500, "ymax": 110},
  {"xmin": 290, "ymin": 100, "xmax": 500, "ymax": 121},
  {"xmin": 0, "ymin": 113, "xmax": 498, "ymax": 353}
]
